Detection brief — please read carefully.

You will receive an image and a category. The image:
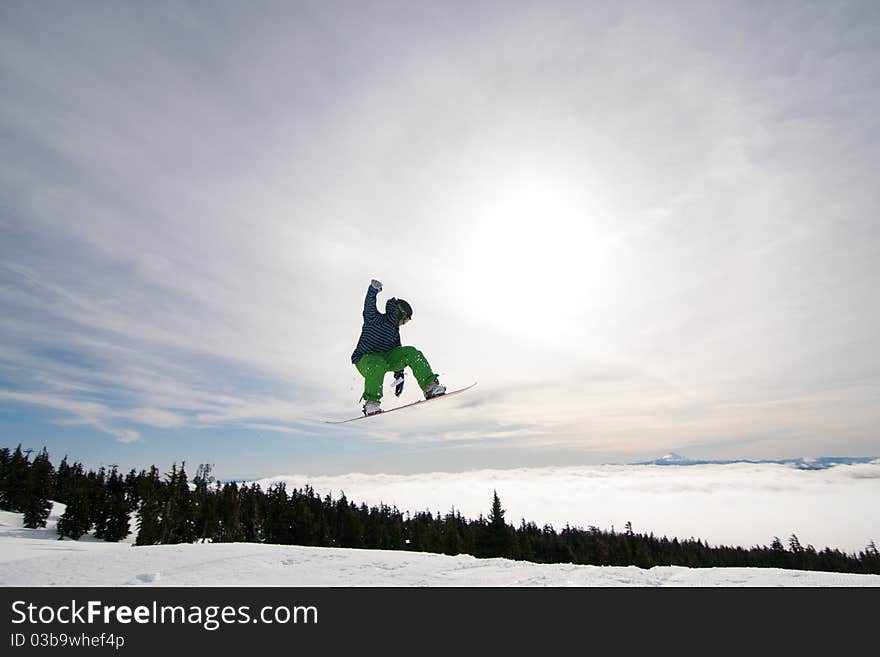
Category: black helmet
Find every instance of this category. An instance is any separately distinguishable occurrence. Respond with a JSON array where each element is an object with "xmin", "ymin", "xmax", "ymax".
[{"xmin": 396, "ymin": 299, "xmax": 412, "ymax": 320}]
